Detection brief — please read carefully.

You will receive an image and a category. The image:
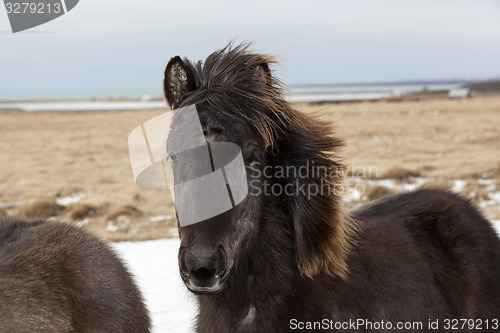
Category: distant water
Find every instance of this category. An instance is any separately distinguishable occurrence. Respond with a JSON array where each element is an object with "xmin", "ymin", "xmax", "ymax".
[
  {"xmin": 0, "ymin": 101, "xmax": 168, "ymax": 112},
  {"xmin": 287, "ymin": 81, "xmax": 464, "ymax": 103},
  {"xmin": 290, "ymin": 82, "xmax": 463, "ymax": 94},
  {"xmin": 0, "ymin": 89, "xmax": 157, "ymax": 102},
  {"xmin": 0, "ymin": 81, "xmax": 466, "ymax": 111}
]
